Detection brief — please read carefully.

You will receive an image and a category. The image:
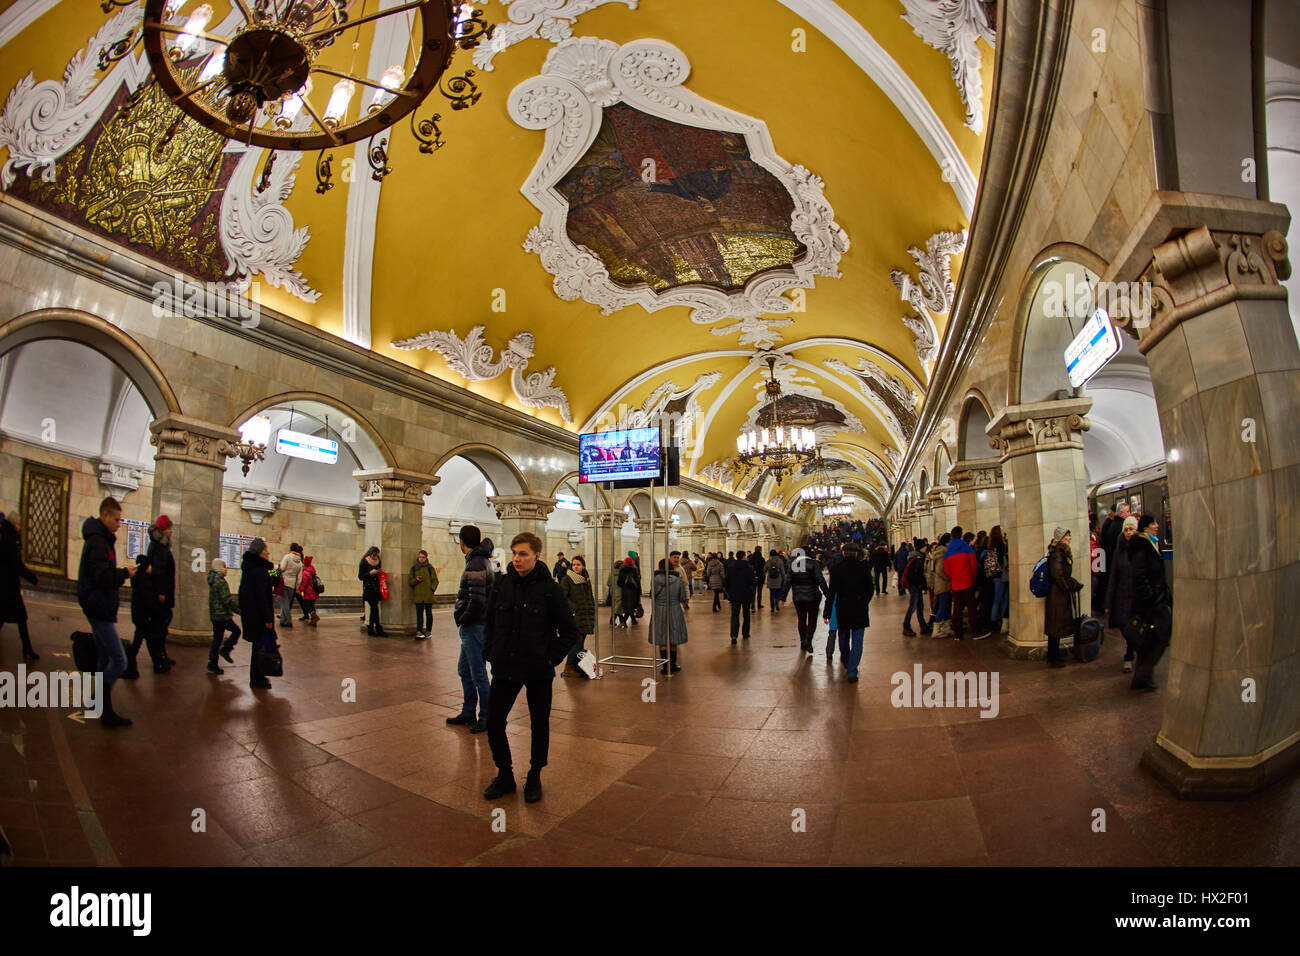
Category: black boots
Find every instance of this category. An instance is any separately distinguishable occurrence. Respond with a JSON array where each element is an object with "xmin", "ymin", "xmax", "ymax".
[
  {"xmin": 99, "ymin": 686, "xmax": 132, "ymax": 729},
  {"xmin": 483, "ymin": 770, "xmax": 517, "ymax": 800},
  {"xmin": 524, "ymin": 770, "xmax": 542, "ymax": 803}
]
